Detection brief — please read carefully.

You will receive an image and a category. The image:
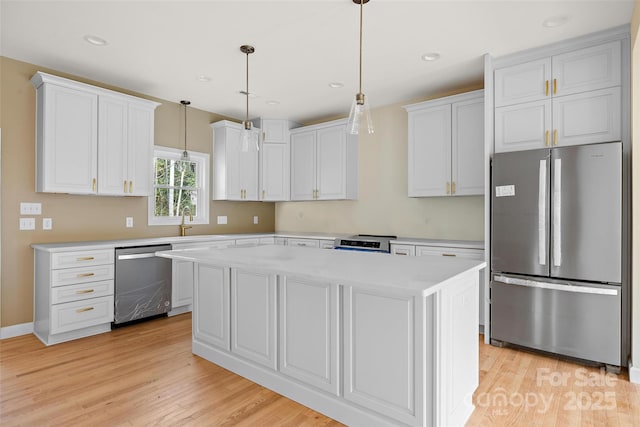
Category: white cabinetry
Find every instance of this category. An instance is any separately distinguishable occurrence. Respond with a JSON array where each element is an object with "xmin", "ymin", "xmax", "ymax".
[
  {"xmin": 494, "ymin": 40, "xmax": 622, "ymax": 152},
  {"xmin": 193, "ymin": 263, "xmax": 230, "ymax": 350},
  {"xmin": 404, "ymin": 90, "xmax": 484, "ymax": 197},
  {"xmin": 253, "ymin": 119, "xmax": 300, "ymax": 201},
  {"xmin": 34, "ymin": 248, "xmax": 115, "ymax": 345},
  {"xmin": 31, "ymin": 72, "xmax": 159, "ymax": 195},
  {"xmin": 279, "ymin": 277, "xmax": 339, "ymax": 394},
  {"xmin": 290, "ymin": 119, "xmax": 358, "ymax": 201},
  {"xmin": 211, "ymin": 120, "xmax": 259, "ymax": 201},
  {"xmin": 231, "ymin": 269, "xmax": 278, "ymax": 370}
]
